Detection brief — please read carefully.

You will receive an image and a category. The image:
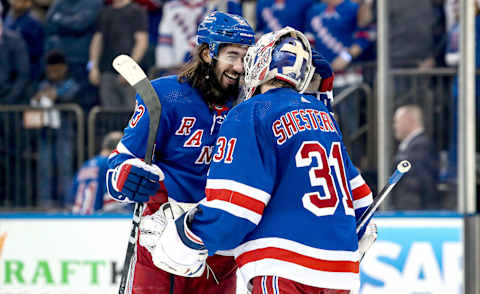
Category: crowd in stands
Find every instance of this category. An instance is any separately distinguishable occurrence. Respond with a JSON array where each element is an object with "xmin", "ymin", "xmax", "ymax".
[{"xmin": 0, "ymin": 0, "xmax": 477, "ymax": 212}]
